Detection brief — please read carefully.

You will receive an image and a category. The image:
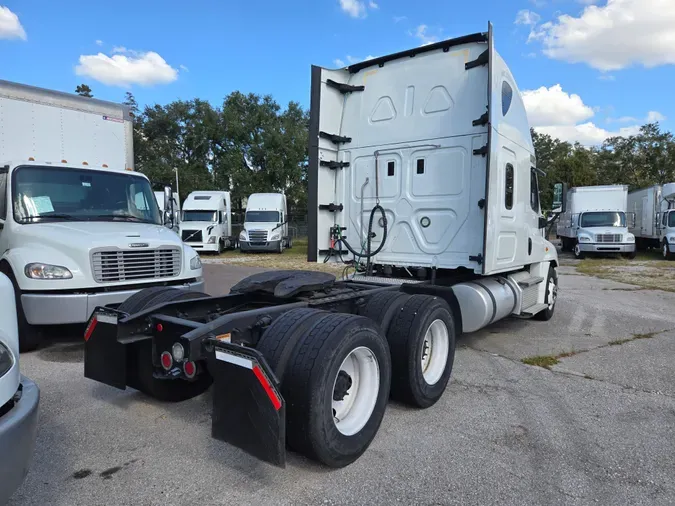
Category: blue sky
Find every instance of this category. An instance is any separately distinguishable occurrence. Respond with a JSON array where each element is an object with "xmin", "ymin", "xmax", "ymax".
[{"xmin": 1, "ymin": 0, "xmax": 673, "ymax": 145}]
